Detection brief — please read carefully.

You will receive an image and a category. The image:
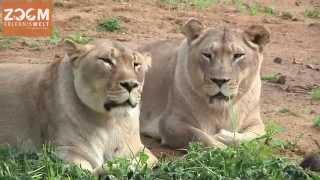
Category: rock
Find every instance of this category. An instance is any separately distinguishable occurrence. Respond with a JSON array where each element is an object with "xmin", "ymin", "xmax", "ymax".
[
  {"xmin": 306, "ymin": 64, "xmax": 314, "ymax": 69},
  {"xmin": 273, "ymin": 57, "xmax": 283, "ymax": 64},
  {"xmin": 116, "ymin": 37, "xmax": 130, "ymax": 42},
  {"xmin": 68, "ymin": 15, "xmax": 81, "ymax": 23},
  {"xmin": 310, "ymin": 109, "xmax": 316, "ymax": 114},
  {"xmin": 292, "ymin": 58, "xmax": 303, "ymax": 65},
  {"xmin": 279, "ymin": 12, "xmax": 299, "ymax": 21},
  {"xmin": 262, "ymin": 18, "xmax": 281, "ymax": 24},
  {"xmin": 295, "ymin": 1, "xmax": 301, "ymax": 6},
  {"xmin": 54, "ymin": 1, "xmax": 64, "ymax": 8},
  {"xmin": 308, "ymin": 23, "xmax": 320, "ymax": 30},
  {"xmin": 276, "ymin": 75, "xmax": 286, "ymax": 85},
  {"xmin": 280, "ymin": 12, "xmax": 293, "ymax": 20},
  {"xmin": 300, "ymin": 153, "xmax": 320, "ymax": 172},
  {"xmin": 117, "ymin": 15, "xmax": 131, "ymax": 23},
  {"xmin": 81, "ymin": 7, "xmax": 92, "ymax": 13},
  {"xmin": 57, "ymin": 2, "xmax": 77, "ymax": 9}
]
